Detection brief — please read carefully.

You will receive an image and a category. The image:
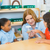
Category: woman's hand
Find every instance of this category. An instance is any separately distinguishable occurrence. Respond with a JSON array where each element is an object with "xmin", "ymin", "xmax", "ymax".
[{"xmin": 27, "ymin": 31, "xmax": 35, "ymax": 38}]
